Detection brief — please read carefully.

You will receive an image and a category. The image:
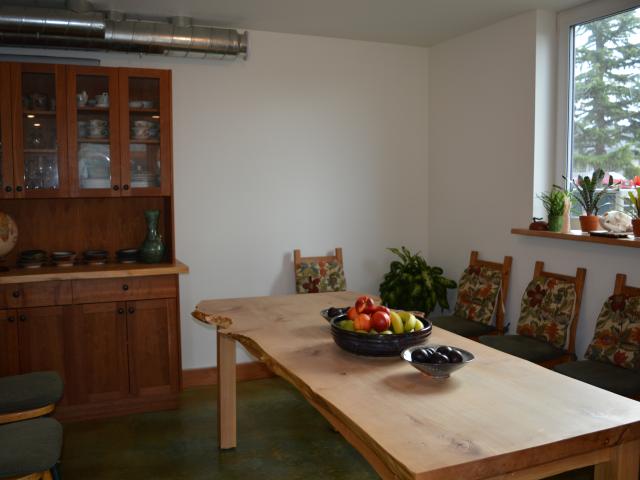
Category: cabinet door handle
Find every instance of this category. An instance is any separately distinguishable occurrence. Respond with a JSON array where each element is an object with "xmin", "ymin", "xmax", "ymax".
[
  {"xmin": 12, "ymin": 290, "xmax": 21, "ymax": 298},
  {"xmin": 15, "ymin": 185, "xmax": 22, "ymax": 192},
  {"xmin": 19, "ymin": 315, "xmax": 26, "ymax": 322},
  {"xmin": 128, "ymin": 307, "xmax": 135, "ymax": 314},
  {"xmin": 4, "ymin": 186, "xmax": 11, "ymax": 193},
  {"xmin": 117, "ymin": 307, "xmax": 125, "ymax": 314},
  {"xmin": 7, "ymin": 316, "xmax": 14, "ymax": 323},
  {"xmin": 113, "ymin": 185, "xmax": 119, "ymax": 191},
  {"xmin": 123, "ymin": 184, "xmax": 130, "ymax": 191},
  {"xmin": 122, "ymin": 284, "xmax": 129, "ymax": 291}
]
